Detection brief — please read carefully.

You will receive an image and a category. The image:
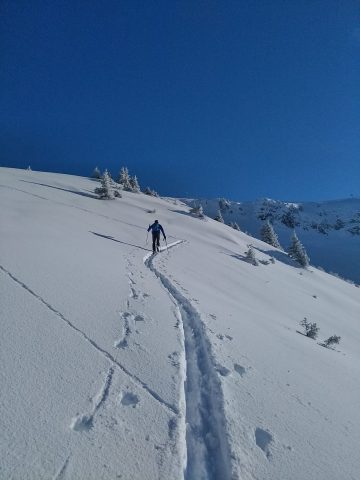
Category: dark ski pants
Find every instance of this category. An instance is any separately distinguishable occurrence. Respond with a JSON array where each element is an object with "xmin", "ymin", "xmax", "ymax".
[{"xmin": 152, "ymin": 232, "xmax": 160, "ymax": 252}]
